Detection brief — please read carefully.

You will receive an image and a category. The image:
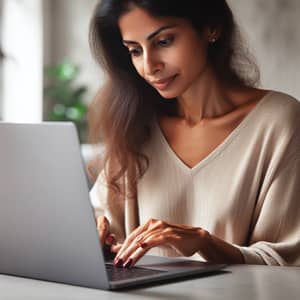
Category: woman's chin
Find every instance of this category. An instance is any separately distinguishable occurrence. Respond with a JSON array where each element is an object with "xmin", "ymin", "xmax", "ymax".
[{"xmin": 156, "ymin": 89, "xmax": 179, "ymax": 99}]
